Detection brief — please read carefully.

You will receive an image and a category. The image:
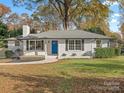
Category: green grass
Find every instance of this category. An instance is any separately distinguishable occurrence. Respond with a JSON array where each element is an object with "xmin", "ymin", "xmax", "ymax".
[
  {"xmin": 0, "ymin": 56, "xmax": 124, "ymax": 93},
  {"xmin": 54, "ymin": 56, "xmax": 124, "ymax": 78}
]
